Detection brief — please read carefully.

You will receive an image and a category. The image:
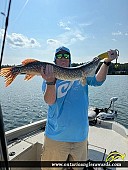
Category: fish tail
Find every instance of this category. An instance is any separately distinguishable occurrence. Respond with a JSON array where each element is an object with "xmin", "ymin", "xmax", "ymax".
[{"xmin": 0, "ymin": 67, "xmax": 19, "ymax": 87}]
